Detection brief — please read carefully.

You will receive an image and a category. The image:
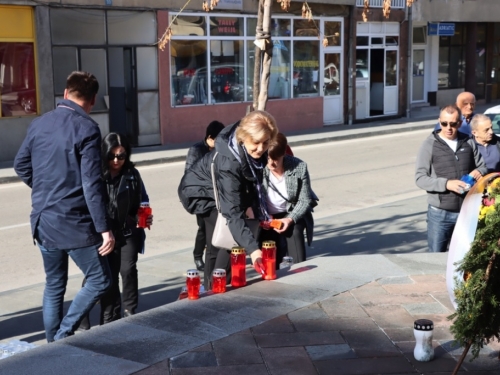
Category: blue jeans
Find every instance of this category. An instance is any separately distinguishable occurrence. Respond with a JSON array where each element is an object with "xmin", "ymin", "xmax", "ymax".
[
  {"xmin": 38, "ymin": 242, "xmax": 111, "ymax": 342},
  {"xmin": 427, "ymin": 205, "xmax": 459, "ymax": 253}
]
